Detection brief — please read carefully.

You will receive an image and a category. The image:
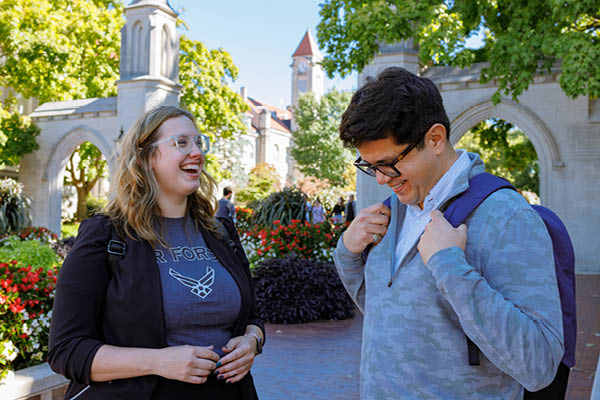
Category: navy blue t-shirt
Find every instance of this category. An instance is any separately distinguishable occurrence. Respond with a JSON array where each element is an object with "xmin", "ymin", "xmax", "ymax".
[{"xmin": 154, "ymin": 217, "xmax": 242, "ymax": 356}]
